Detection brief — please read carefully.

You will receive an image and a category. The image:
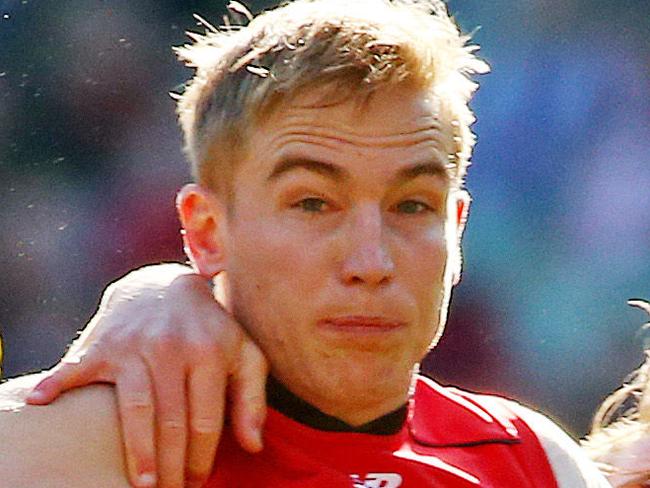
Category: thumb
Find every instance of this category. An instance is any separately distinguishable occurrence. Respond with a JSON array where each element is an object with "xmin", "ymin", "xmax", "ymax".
[
  {"xmin": 229, "ymin": 338, "xmax": 269, "ymax": 453},
  {"xmin": 26, "ymin": 353, "xmax": 105, "ymax": 405}
]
